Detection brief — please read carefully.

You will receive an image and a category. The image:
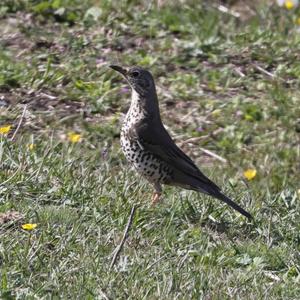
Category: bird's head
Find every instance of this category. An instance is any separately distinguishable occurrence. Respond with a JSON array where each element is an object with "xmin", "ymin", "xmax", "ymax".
[{"xmin": 110, "ymin": 65, "xmax": 155, "ymax": 97}]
